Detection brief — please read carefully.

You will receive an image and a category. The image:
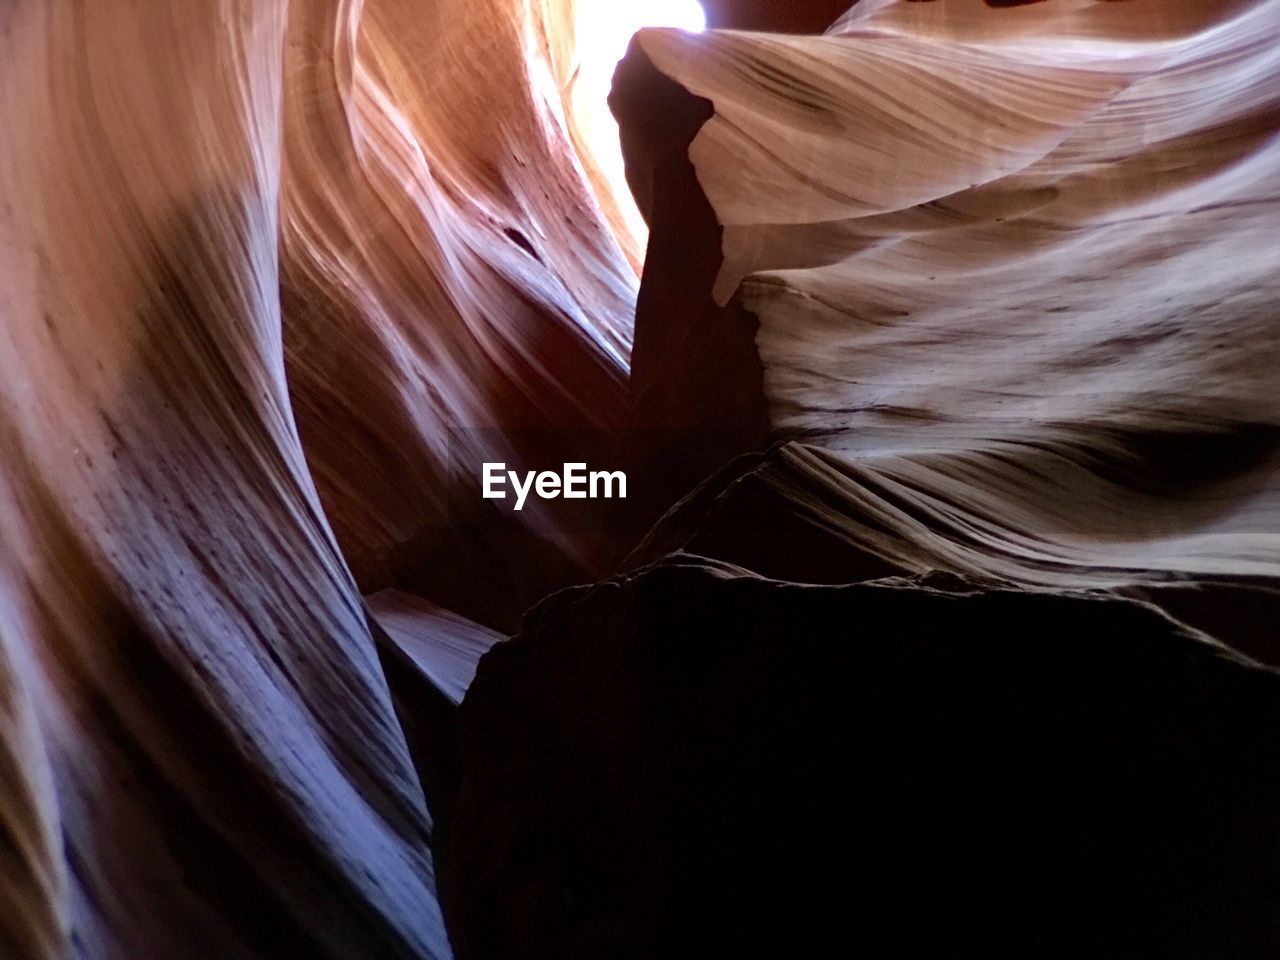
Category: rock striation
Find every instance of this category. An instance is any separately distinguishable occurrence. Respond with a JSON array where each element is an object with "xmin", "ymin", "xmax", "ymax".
[{"xmin": 1, "ymin": 1, "xmax": 1278, "ymax": 958}]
